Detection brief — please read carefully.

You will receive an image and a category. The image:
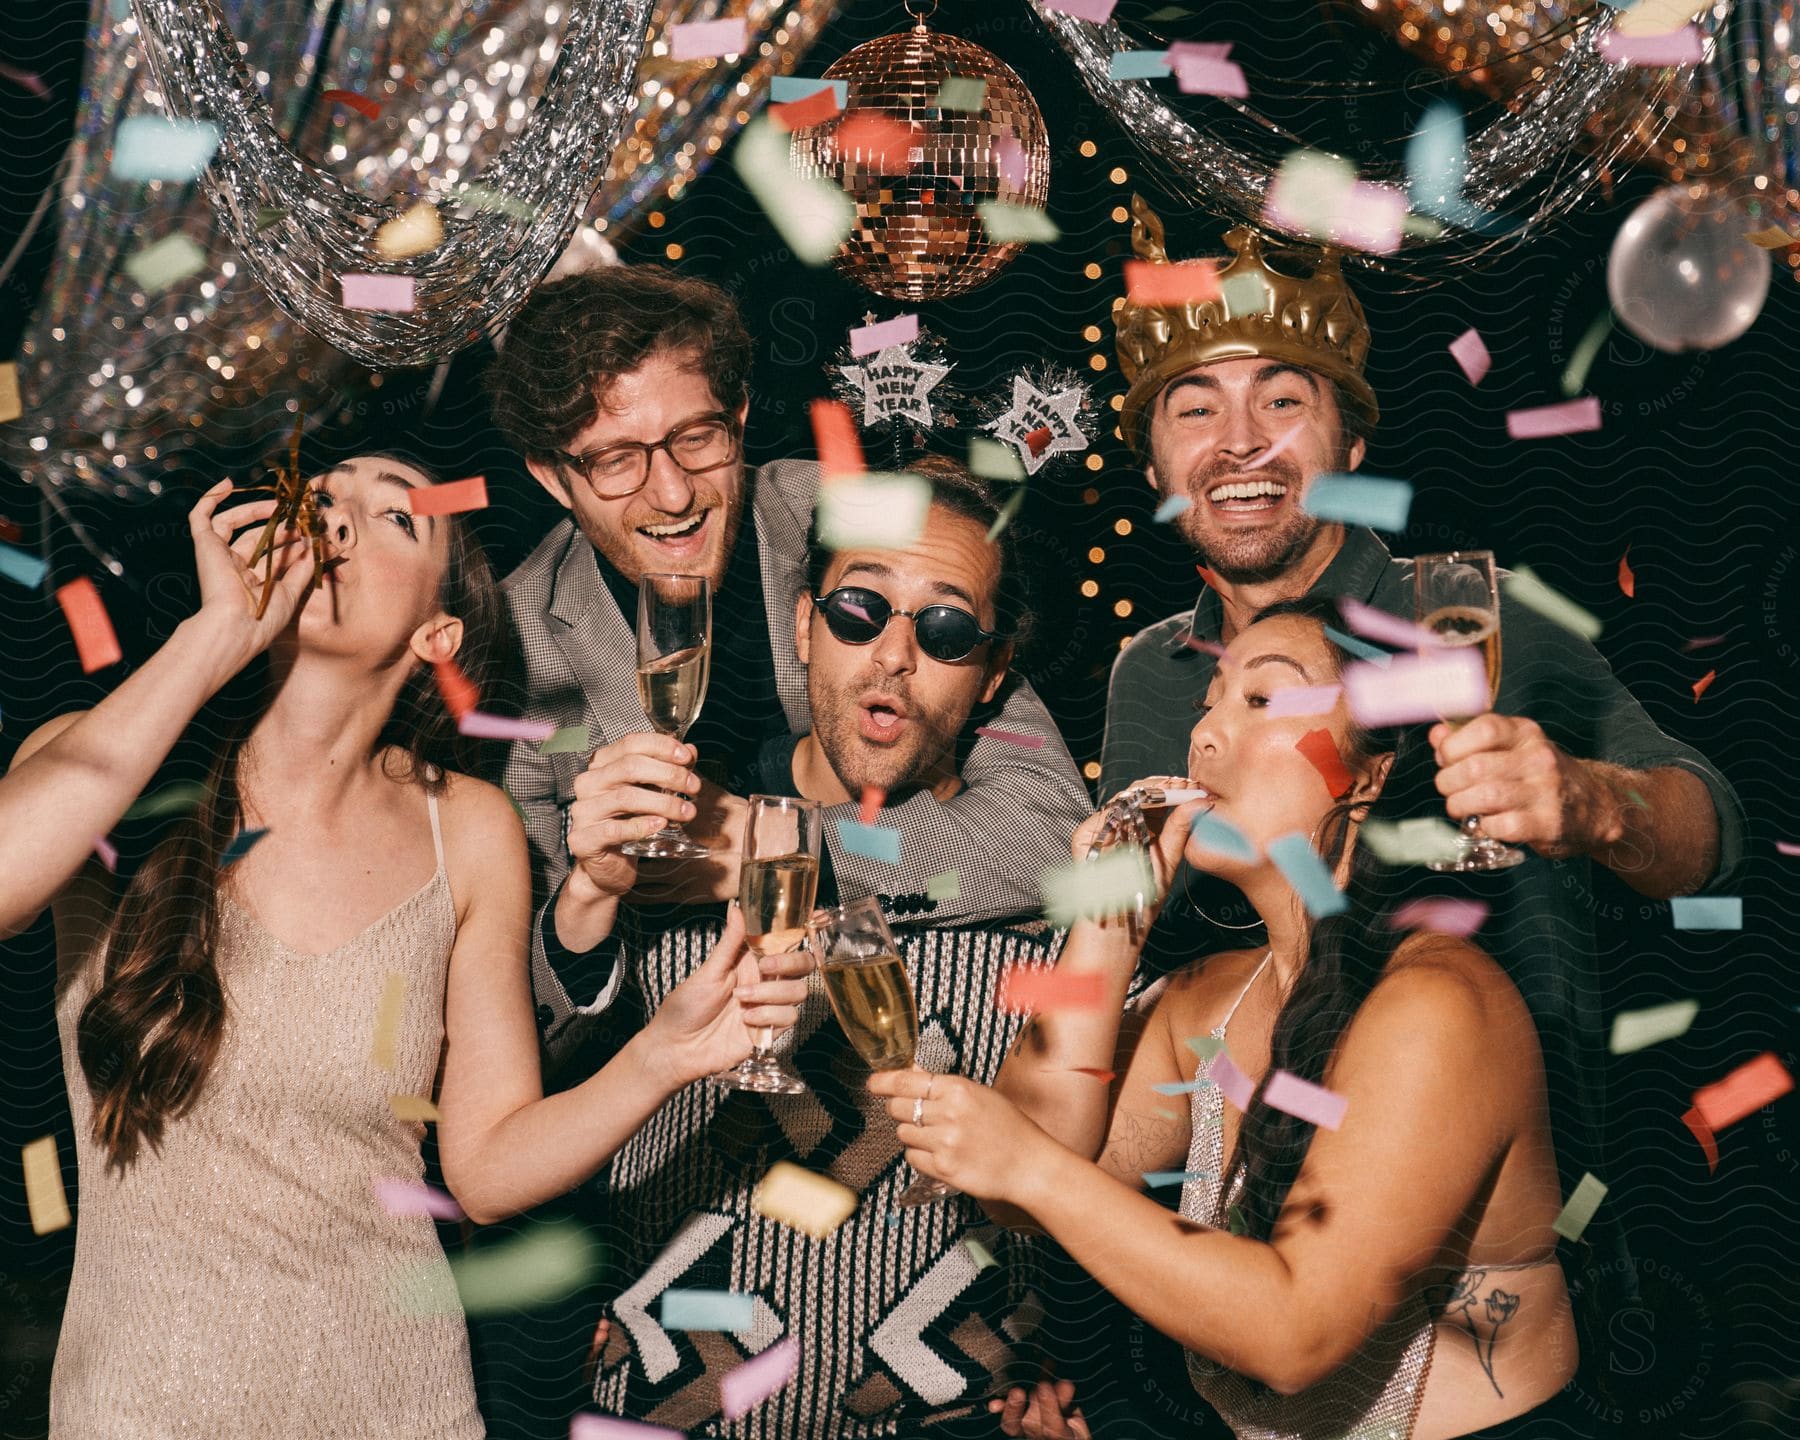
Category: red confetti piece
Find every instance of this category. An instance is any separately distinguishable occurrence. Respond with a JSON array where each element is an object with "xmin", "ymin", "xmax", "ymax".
[
  {"xmin": 1071, "ymin": 1067, "xmax": 1116, "ymax": 1082},
  {"xmin": 858, "ymin": 785, "xmax": 884, "ymax": 826},
  {"xmin": 1023, "ymin": 425, "xmax": 1053, "ymax": 457},
  {"xmin": 406, "ymin": 475, "xmax": 488, "ymax": 518},
  {"xmin": 996, "ymin": 968, "xmax": 1105, "ymax": 1013},
  {"xmin": 1124, "ymin": 259, "xmax": 1221, "ymax": 306},
  {"xmin": 1617, "ymin": 547, "xmax": 1635, "ymax": 599},
  {"xmin": 1294, "ymin": 729, "xmax": 1352, "ymax": 799},
  {"xmin": 1682, "ymin": 634, "xmax": 1725, "ymax": 651},
  {"xmin": 769, "ymin": 87, "xmax": 841, "ymax": 131},
  {"xmin": 1691, "ymin": 669, "xmax": 1716, "ymax": 702},
  {"xmin": 1693, "ymin": 1053, "xmax": 1793, "ymax": 1133},
  {"xmin": 1680, "ymin": 1105, "xmax": 1719, "ymax": 1174},
  {"xmin": 809, "ymin": 399, "xmax": 864, "ymax": 479},
  {"xmin": 433, "ymin": 657, "xmax": 478, "ymax": 720},
  {"xmin": 834, "ymin": 113, "xmax": 917, "ymax": 171},
  {"xmin": 1196, "ymin": 565, "xmax": 1224, "ymax": 591},
  {"xmin": 55, "ymin": 578, "xmax": 123, "ymax": 673},
  {"xmin": 974, "ymin": 725, "xmax": 1045, "ymax": 749},
  {"xmin": 0, "ymin": 515, "xmax": 22, "ymax": 543},
  {"xmin": 320, "ymin": 88, "xmax": 382, "ymax": 121}
]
